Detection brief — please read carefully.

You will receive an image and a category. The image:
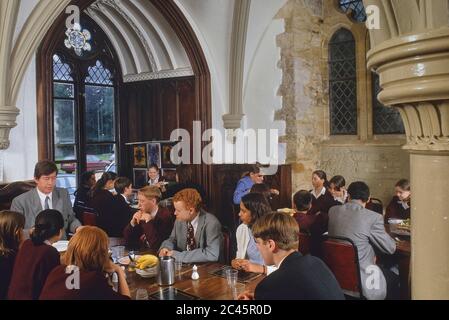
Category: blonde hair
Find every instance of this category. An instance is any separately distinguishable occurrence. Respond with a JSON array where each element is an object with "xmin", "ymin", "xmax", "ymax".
[
  {"xmin": 0, "ymin": 210, "xmax": 25, "ymax": 257},
  {"xmin": 139, "ymin": 185, "xmax": 162, "ymax": 203},
  {"xmin": 252, "ymin": 212, "xmax": 299, "ymax": 251},
  {"xmin": 63, "ymin": 226, "xmax": 110, "ymax": 272},
  {"xmin": 173, "ymin": 188, "xmax": 202, "ymax": 211}
]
